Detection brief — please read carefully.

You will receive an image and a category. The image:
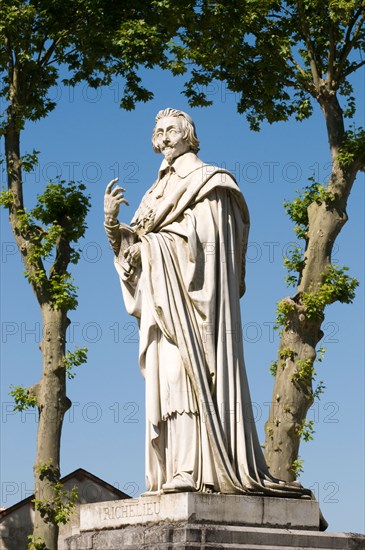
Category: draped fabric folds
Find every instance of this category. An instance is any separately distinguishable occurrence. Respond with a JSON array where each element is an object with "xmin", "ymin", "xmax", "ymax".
[{"xmin": 113, "ymin": 154, "xmax": 303, "ymax": 497}]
